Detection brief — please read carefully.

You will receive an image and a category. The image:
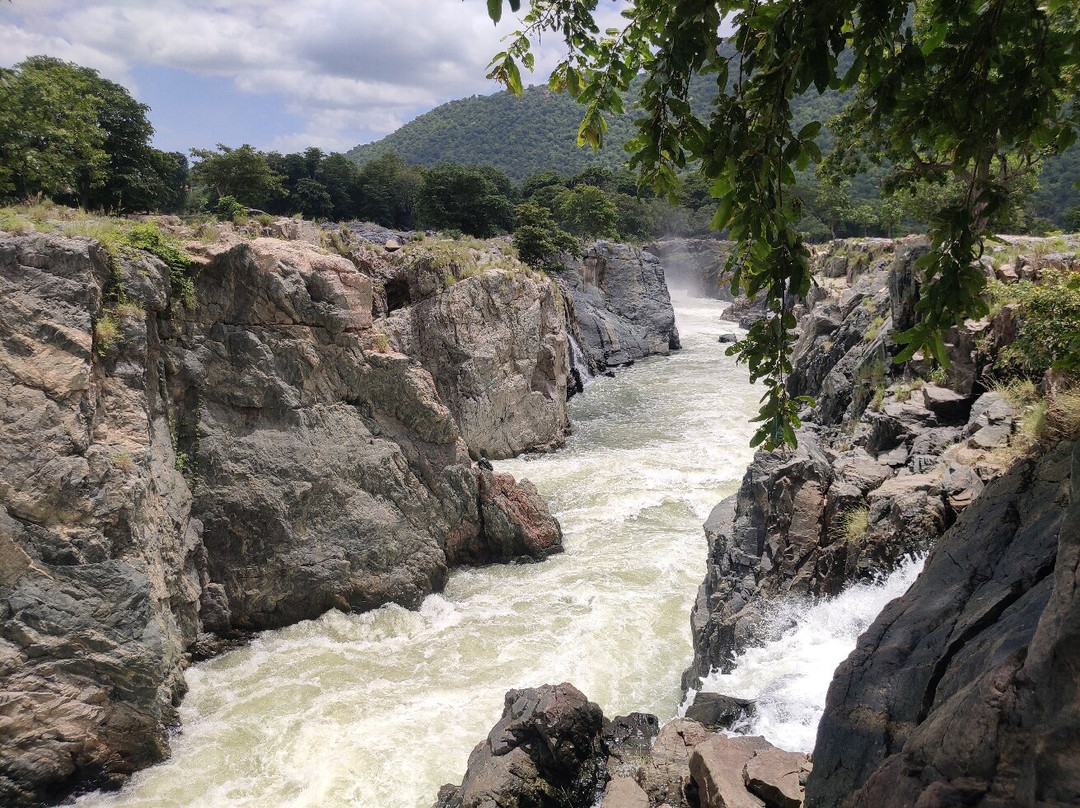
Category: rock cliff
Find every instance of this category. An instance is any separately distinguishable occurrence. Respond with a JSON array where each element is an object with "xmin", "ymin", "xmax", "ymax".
[
  {"xmin": 0, "ymin": 226, "xmax": 564, "ymax": 805},
  {"xmin": 806, "ymin": 437, "xmax": 1079, "ymax": 808},
  {"xmin": 377, "ymin": 243, "xmax": 570, "ymax": 460},
  {"xmin": 555, "ymin": 241, "xmax": 681, "ymax": 373},
  {"xmin": 1, "ymin": 234, "xmax": 200, "ymax": 805}
]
